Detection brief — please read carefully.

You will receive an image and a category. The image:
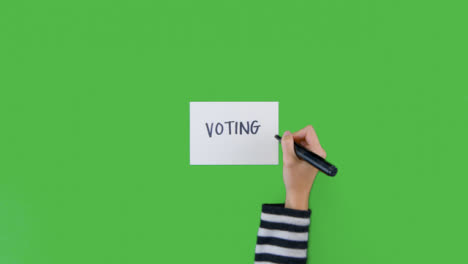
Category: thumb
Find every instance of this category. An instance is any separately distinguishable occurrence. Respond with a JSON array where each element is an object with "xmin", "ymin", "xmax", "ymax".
[{"xmin": 281, "ymin": 131, "xmax": 299, "ymax": 166}]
